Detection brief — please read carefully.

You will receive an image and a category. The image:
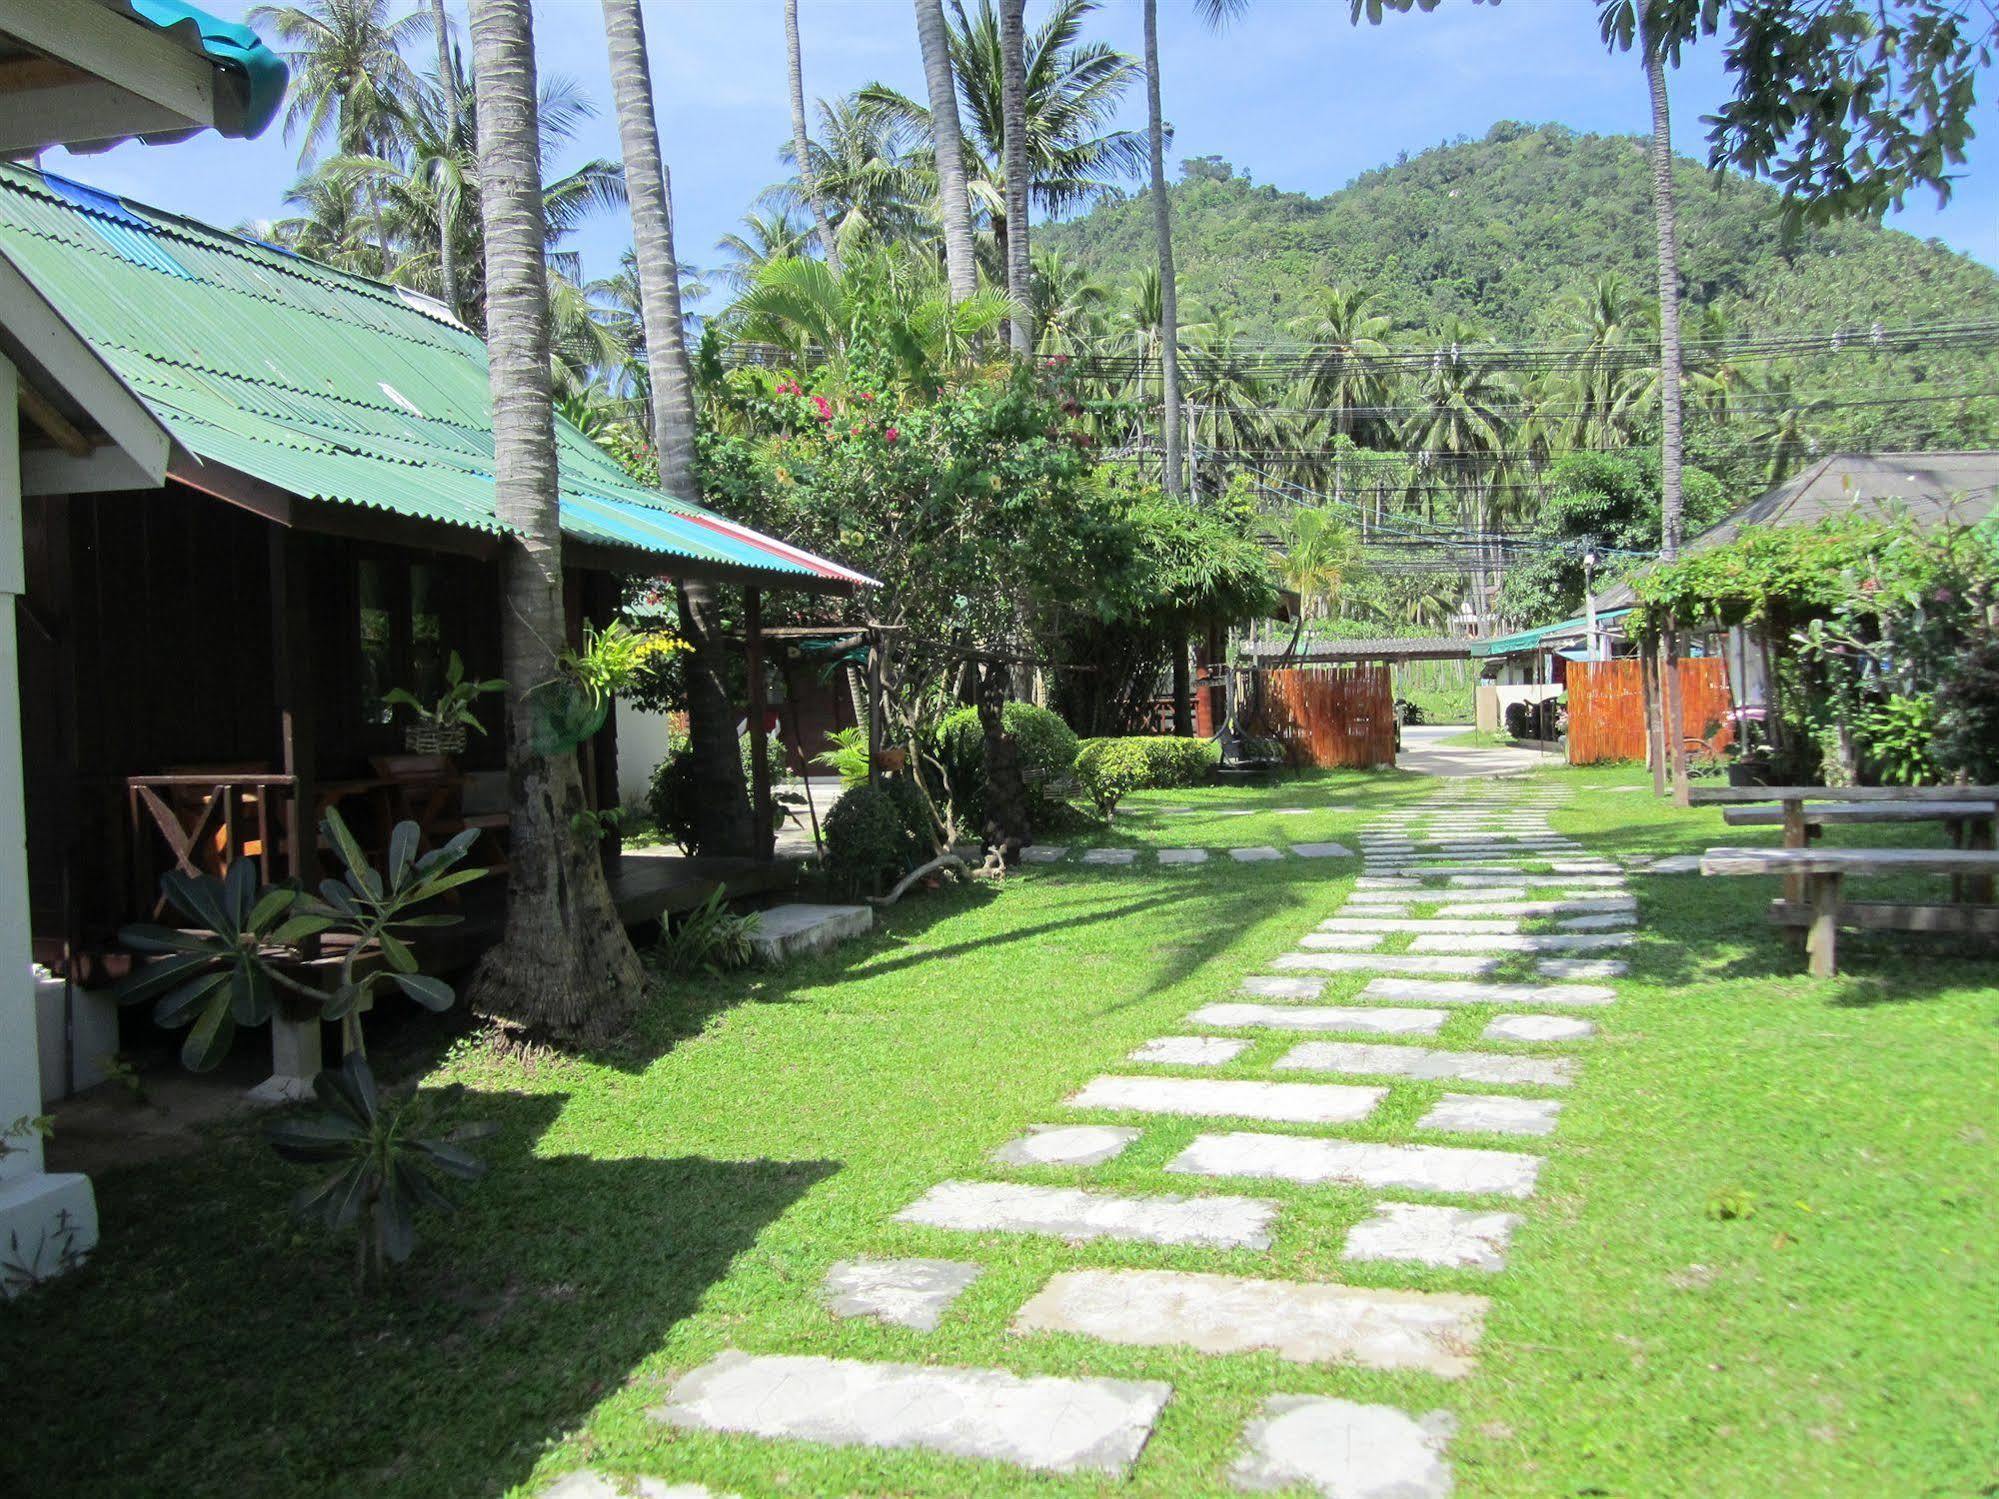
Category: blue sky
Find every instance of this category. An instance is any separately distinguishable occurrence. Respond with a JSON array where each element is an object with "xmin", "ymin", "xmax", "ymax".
[{"xmin": 43, "ymin": 0, "xmax": 1999, "ymax": 310}]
